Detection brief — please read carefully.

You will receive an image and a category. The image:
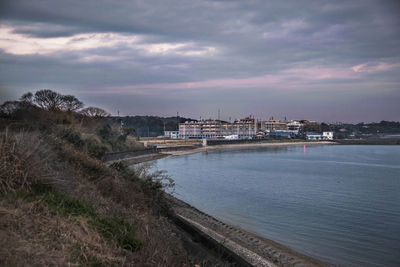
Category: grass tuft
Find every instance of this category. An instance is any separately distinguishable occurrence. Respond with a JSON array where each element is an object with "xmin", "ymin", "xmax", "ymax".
[
  {"xmin": 44, "ymin": 191, "xmax": 96, "ymax": 218},
  {"xmin": 88, "ymin": 217, "xmax": 144, "ymax": 251}
]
